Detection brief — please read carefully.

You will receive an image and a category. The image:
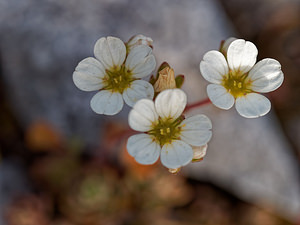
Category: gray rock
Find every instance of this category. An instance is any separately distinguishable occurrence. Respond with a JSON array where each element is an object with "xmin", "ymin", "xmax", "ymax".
[{"xmin": 185, "ymin": 106, "xmax": 300, "ymax": 221}]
